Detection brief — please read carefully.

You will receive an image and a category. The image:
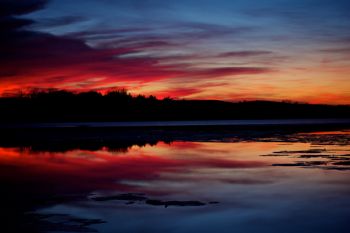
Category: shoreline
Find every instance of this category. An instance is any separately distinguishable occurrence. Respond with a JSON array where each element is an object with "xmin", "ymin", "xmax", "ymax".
[{"xmin": 1, "ymin": 118, "xmax": 350, "ymax": 129}]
